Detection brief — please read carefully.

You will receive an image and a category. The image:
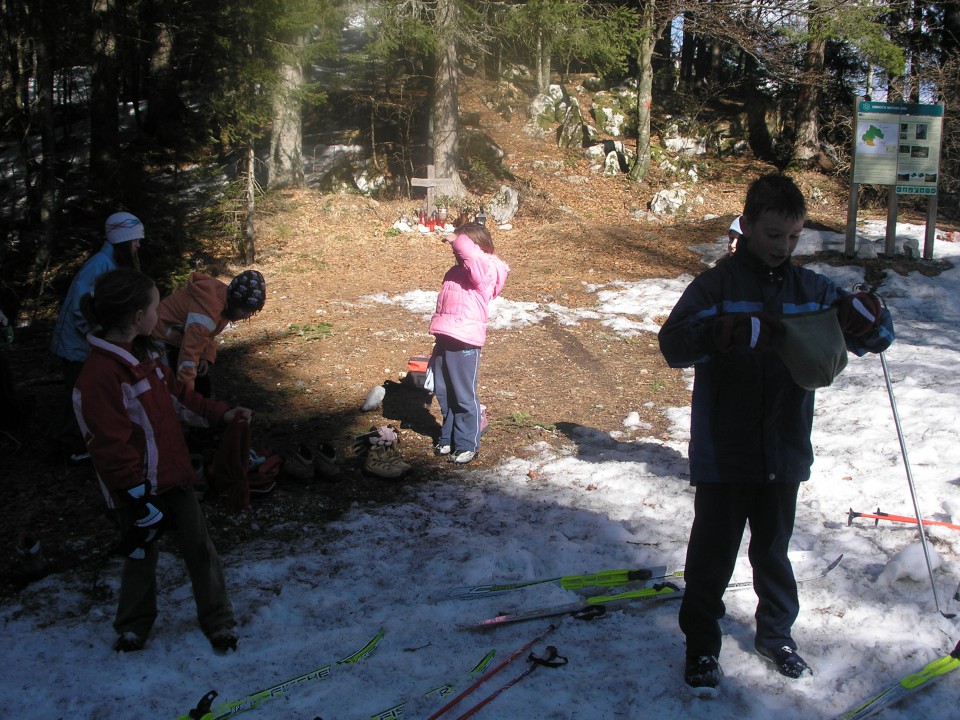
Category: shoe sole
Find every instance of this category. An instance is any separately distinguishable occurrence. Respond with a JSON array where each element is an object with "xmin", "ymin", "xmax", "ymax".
[{"xmin": 687, "ymin": 684, "xmax": 719, "ymax": 699}]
